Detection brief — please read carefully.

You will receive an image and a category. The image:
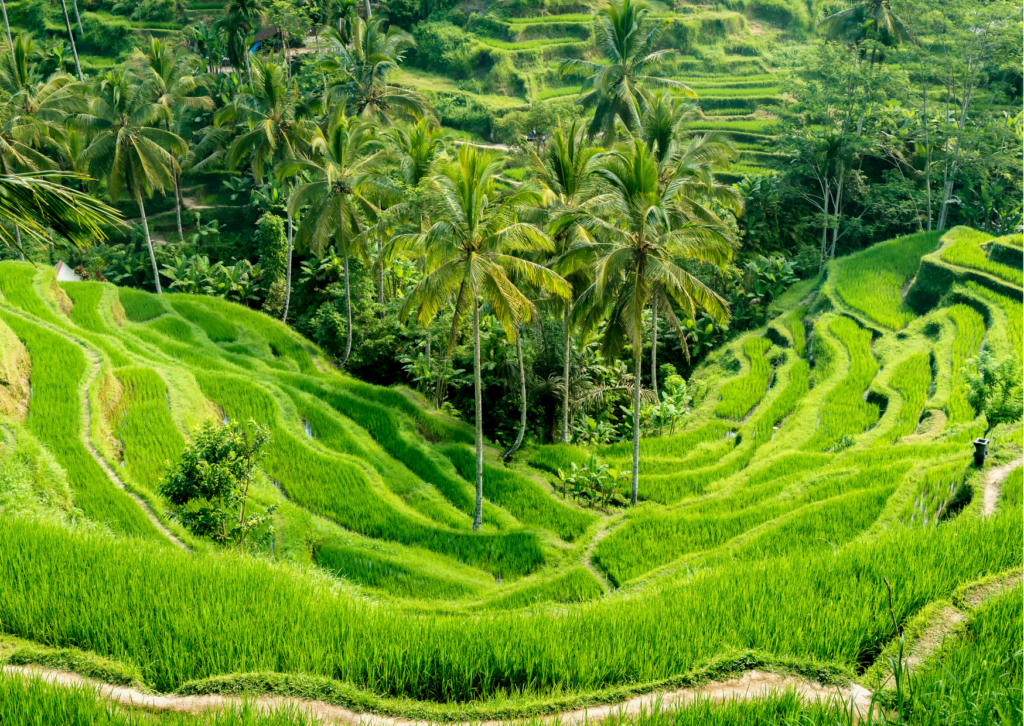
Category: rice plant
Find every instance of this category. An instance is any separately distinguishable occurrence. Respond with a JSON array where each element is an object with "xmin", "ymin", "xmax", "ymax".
[
  {"xmin": 946, "ymin": 305, "xmax": 985, "ymax": 425},
  {"xmin": 899, "ymin": 460, "xmax": 969, "ymax": 526},
  {"xmin": 964, "ymin": 281, "xmax": 1022, "ymax": 351},
  {"xmin": 170, "ymin": 298, "xmax": 239, "ymax": 343},
  {"xmin": 147, "ymin": 315, "xmax": 195, "ymax": 343},
  {"xmin": 806, "ymin": 317, "xmax": 880, "ymax": 451},
  {"xmin": 118, "ymin": 287, "xmax": 166, "ymax": 322},
  {"xmin": 0, "ymin": 312, "xmax": 162, "ymax": 539},
  {"xmin": 715, "ymin": 337, "xmax": 773, "ymax": 420},
  {"xmin": 941, "ymin": 229, "xmax": 1024, "ymax": 286},
  {"xmin": 483, "ymin": 567, "xmax": 604, "ymax": 609},
  {"xmin": 885, "ymin": 352, "xmax": 932, "ymax": 443},
  {"xmin": 785, "ymin": 306, "xmax": 806, "ymax": 356},
  {"xmin": 316, "ymin": 541, "xmax": 479, "ymax": 599},
  {"xmin": 112, "ymin": 366, "xmax": 185, "ymax": 492},
  {"xmin": 834, "ymin": 231, "xmax": 943, "ymax": 329}
]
